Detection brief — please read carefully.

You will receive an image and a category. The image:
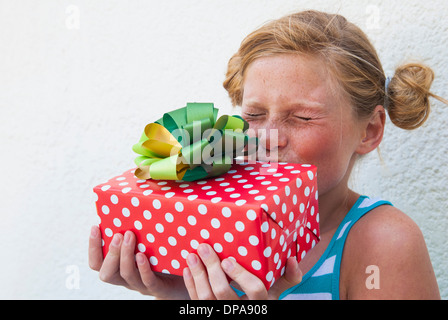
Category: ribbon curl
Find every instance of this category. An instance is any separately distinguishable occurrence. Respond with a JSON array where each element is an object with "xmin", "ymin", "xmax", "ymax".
[{"xmin": 132, "ymin": 103, "xmax": 257, "ymax": 181}]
